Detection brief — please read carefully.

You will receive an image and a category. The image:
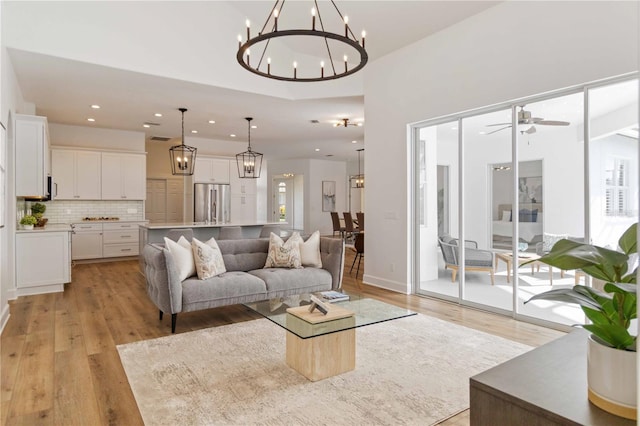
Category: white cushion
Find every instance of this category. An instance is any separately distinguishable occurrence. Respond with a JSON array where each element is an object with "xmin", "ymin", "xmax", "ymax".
[
  {"xmin": 191, "ymin": 237, "xmax": 227, "ymax": 279},
  {"xmin": 299, "ymin": 230, "xmax": 322, "ymax": 268},
  {"xmin": 542, "ymin": 233, "xmax": 568, "ymax": 253},
  {"xmin": 264, "ymin": 232, "xmax": 303, "ymax": 269},
  {"xmin": 501, "ymin": 211, "xmax": 511, "ymax": 221},
  {"xmin": 164, "ymin": 236, "xmax": 196, "ymax": 281}
]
